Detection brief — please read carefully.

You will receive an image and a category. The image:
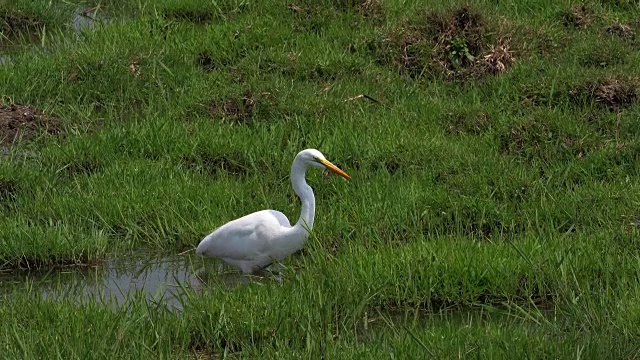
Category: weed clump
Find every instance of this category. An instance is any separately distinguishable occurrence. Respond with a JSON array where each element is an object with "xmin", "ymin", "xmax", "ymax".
[
  {"xmin": 476, "ymin": 39, "xmax": 515, "ymax": 75},
  {"xmin": 371, "ymin": 6, "xmax": 514, "ymax": 80},
  {"xmin": 569, "ymin": 77, "xmax": 638, "ymax": 112},
  {"xmin": 606, "ymin": 23, "xmax": 635, "ymax": 40},
  {"xmin": 561, "ymin": 5, "xmax": 593, "ymax": 28},
  {"xmin": 0, "ymin": 104, "xmax": 62, "ymax": 145},
  {"xmin": 206, "ymin": 92, "xmax": 256, "ymax": 124}
]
